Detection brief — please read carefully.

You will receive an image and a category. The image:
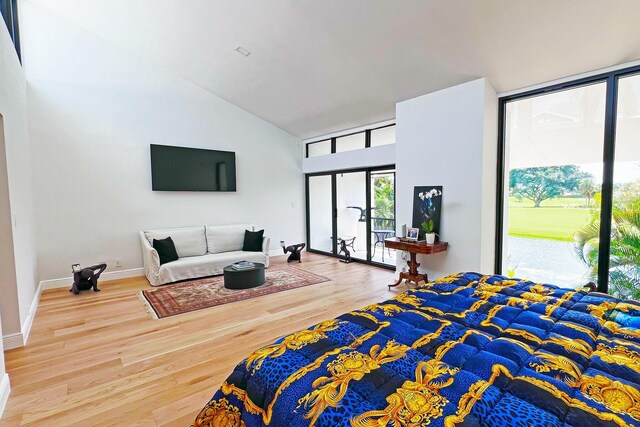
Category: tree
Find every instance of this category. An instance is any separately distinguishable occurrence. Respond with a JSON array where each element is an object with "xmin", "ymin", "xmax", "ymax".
[
  {"xmin": 373, "ymin": 176, "xmax": 394, "ymax": 219},
  {"xmin": 509, "ymin": 166, "xmax": 591, "ymax": 207},
  {"xmin": 578, "ymin": 178, "xmax": 596, "ymax": 206},
  {"xmin": 573, "ymin": 181, "xmax": 640, "ymax": 300}
]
